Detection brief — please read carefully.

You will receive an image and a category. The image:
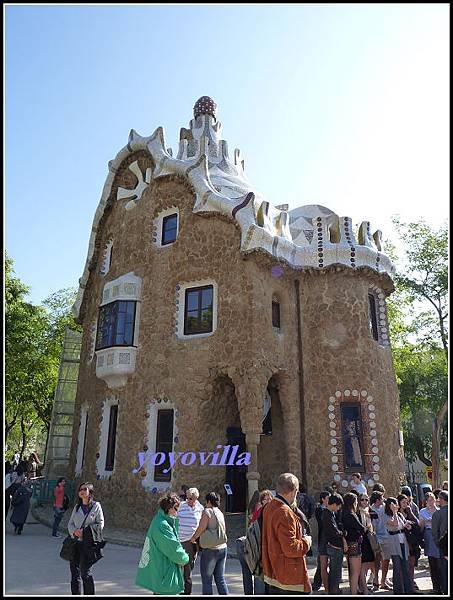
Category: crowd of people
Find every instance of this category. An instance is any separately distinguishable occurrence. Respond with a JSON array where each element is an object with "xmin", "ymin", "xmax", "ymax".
[
  {"xmin": 4, "ymin": 459, "xmax": 449, "ymax": 596},
  {"xmin": 4, "ymin": 452, "xmax": 42, "ymax": 534},
  {"xmin": 133, "ymin": 474, "xmax": 448, "ymax": 596}
]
